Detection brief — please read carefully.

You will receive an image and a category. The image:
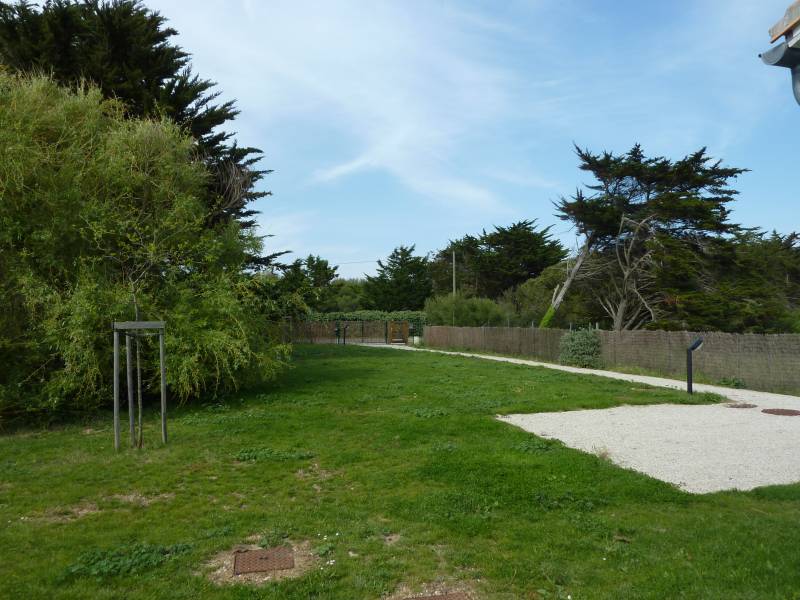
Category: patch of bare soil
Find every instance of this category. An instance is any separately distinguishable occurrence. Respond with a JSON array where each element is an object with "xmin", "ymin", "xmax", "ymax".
[
  {"xmin": 205, "ymin": 540, "xmax": 316, "ymax": 586},
  {"xmin": 33, "ymin": 501, "xmax": 100, "ymax": 523},
  {"xmin": 108, "ymin": 492, "xmax": 174, "ymax": 506},
  {"xmin": 384, "ymin": 581, "xmax": 477, "ymax": 600},
  {"xmin": 383, "ymin": 533, "xmax": 401, "ymax": 545},
  {"xmin": 295, "ymin": 461, "xmax": 335, "ymax": 481}
]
